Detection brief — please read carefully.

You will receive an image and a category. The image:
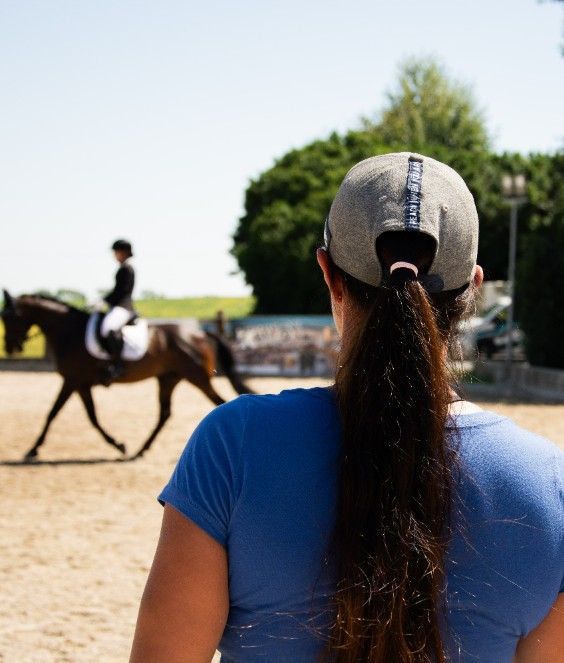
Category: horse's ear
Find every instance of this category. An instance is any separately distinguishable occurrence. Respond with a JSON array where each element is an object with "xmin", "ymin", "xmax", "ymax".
[{"xmin": 3, "ymin": 289, "xmax": 15, "ymax": 310}]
